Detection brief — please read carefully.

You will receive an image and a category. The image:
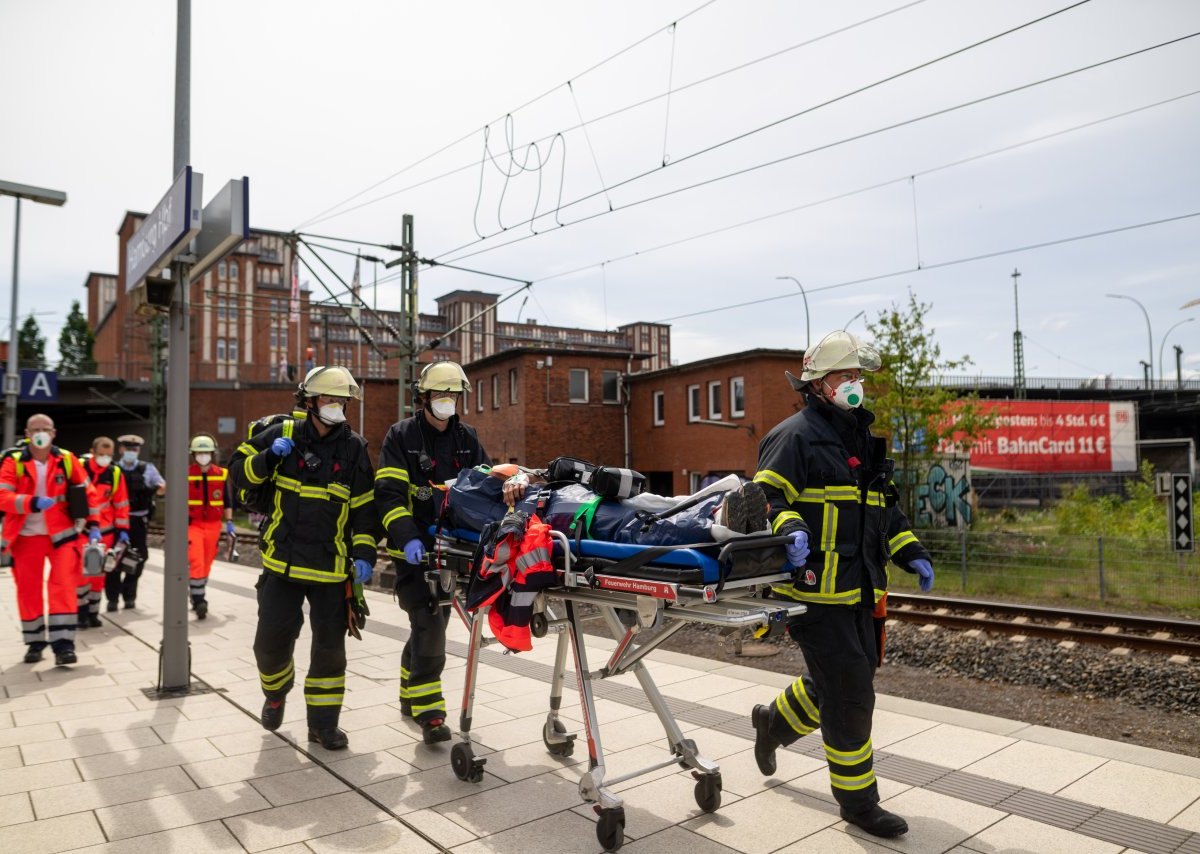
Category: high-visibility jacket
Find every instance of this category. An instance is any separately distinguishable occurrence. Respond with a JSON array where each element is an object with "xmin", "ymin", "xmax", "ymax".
[
  {"xmin": 0, "ymin": 446, "xmax": 97, "ymax": 553},
  {"xmin": 468, "ymin": 511, "xmax": 556, "ymax": 652},
  {"xmin": 754, "ymin": 393, "xmax": 930, "ymax": 607},
  {"xmin": 187, "ymin": 463, "xmax": 230, "ymax": 525},
  {"xmin": 82, "ymin": 456, "xmax": 130, "ymax": 536},
  {"xmin": 230, "ymin": 416, "xmax": 377, "ymax": 585}
]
